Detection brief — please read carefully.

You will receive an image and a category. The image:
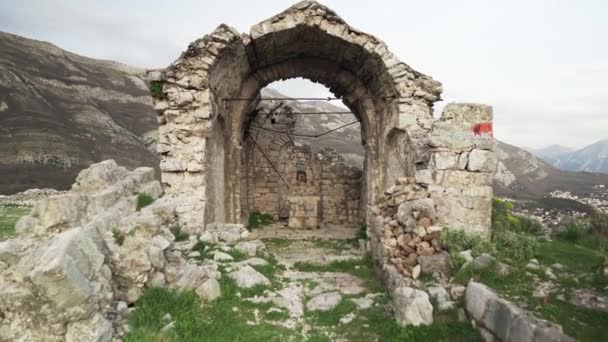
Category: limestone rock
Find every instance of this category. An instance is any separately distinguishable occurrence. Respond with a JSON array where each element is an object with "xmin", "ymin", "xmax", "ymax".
[
  {"xmin": 195, "ymin": 278, "xmax": 221, "ymax": 302},
  {"xmin": 418, "ymin": 252, "xmax": 450, "ymax": 275},
  {"xmin": 213, "ymin": 251, "xmax": 234, "ymax": 262},
  {"xmin": 465, "ymin": 281, "xmax": 574, "ymax": 342},
  {"xmin": 467, "ymin": 149, "xmax": 497, "ymax": 173},
  {"xmin": 234, "ymin": 240, "xmax": 265, "ymax": 256},
  {"xmin": 228, "ymin": 265, "xmax": 270, "ymax": 288},
  {"xmin": 0, "ymin": 239, "xmax": 23, "ymax": 266},
  {"xmin": 473, "ymin": 253, "xmax": 495, "ymax": 269},
  {"xmin": 172, "ymin": 264, "xmax": 208, "ymax": 291},
  {"xmin": 29, "ymin": 226, "xmax": 105, "ymax": 310},
  {"xmin": 65, "ymin": 313, "xmax": 112, "ymax": 342},
  {"xmin": 306, "ymin": 292, "xmax": 343, "ymax": 312},
  {"xmin": 392, "ymin": 286, "xmax": 433, "ymax": 326}
]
